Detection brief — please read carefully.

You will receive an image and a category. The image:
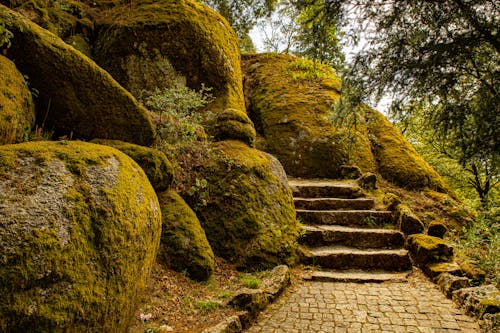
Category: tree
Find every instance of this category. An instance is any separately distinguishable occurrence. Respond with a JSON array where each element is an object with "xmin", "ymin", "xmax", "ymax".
[
  {"xmin": 301, "ymin": 0, "xmax": 499, "ymax": 204},
  {"xmin": 201, "ymin": 0, "xmax": 278, "ymax": 39}
]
